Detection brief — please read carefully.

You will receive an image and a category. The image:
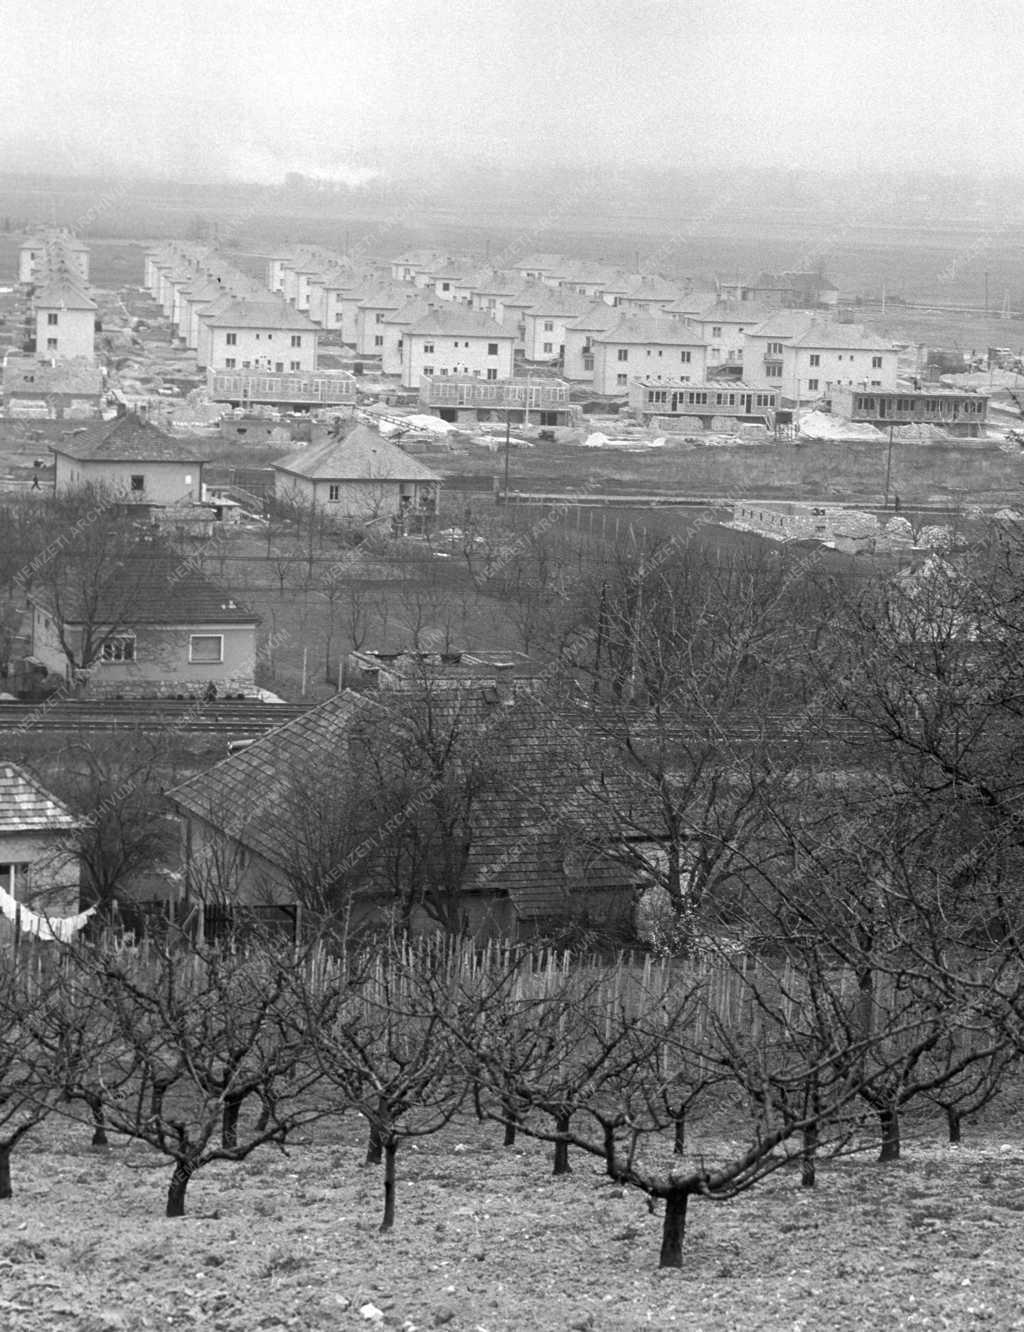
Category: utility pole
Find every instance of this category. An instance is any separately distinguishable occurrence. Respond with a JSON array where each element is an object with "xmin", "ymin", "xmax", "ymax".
[{"xmin": 502, "ymin": 404, "xmax": 511, "ymax": 505}]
